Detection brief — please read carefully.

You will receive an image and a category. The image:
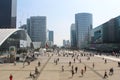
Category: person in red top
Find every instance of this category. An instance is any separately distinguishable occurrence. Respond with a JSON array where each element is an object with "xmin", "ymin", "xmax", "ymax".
[{"xmin": 9, "ymin": 74, "xmax": 13, "ymax": 80}]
